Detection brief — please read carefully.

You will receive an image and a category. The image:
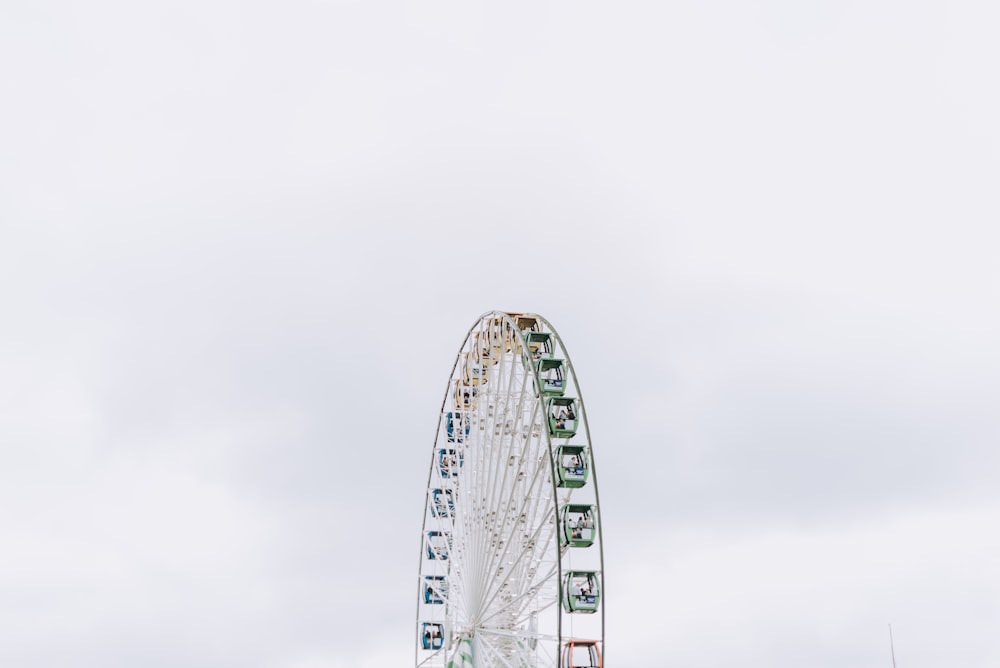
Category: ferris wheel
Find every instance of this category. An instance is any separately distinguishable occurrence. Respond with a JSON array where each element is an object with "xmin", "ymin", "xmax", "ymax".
[{"xmin": 416, "ymin": 312, "xmax": 604, "ymax": 668}]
